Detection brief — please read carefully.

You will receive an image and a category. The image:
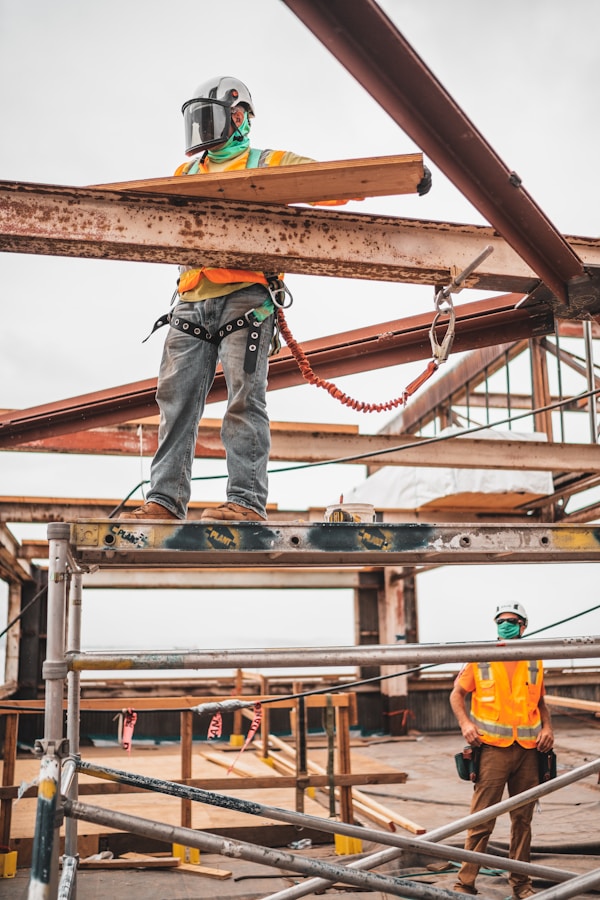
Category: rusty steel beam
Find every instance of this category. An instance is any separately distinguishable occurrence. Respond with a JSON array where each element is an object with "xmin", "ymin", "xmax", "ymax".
[
  {"xmin": 7, "ymin": 417, "xmax": 600, "ymax": 473},
  {"xmin": 283, "ymin": 0, "xmax": 591, "ymax": 309},
  {"xmin": 0, "ymin": 294, "xmax": 553, "ymax": 447},
  {"xmin": 2, "ymin": 181, "xmax": 600, "ymax": 291}
]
